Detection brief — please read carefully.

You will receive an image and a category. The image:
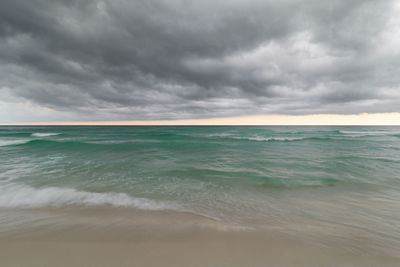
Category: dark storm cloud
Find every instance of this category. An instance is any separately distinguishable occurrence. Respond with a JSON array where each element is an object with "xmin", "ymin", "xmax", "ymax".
[{"xmin": 0, "ymin": 0, "xmax": 399, "ymax": 121}]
